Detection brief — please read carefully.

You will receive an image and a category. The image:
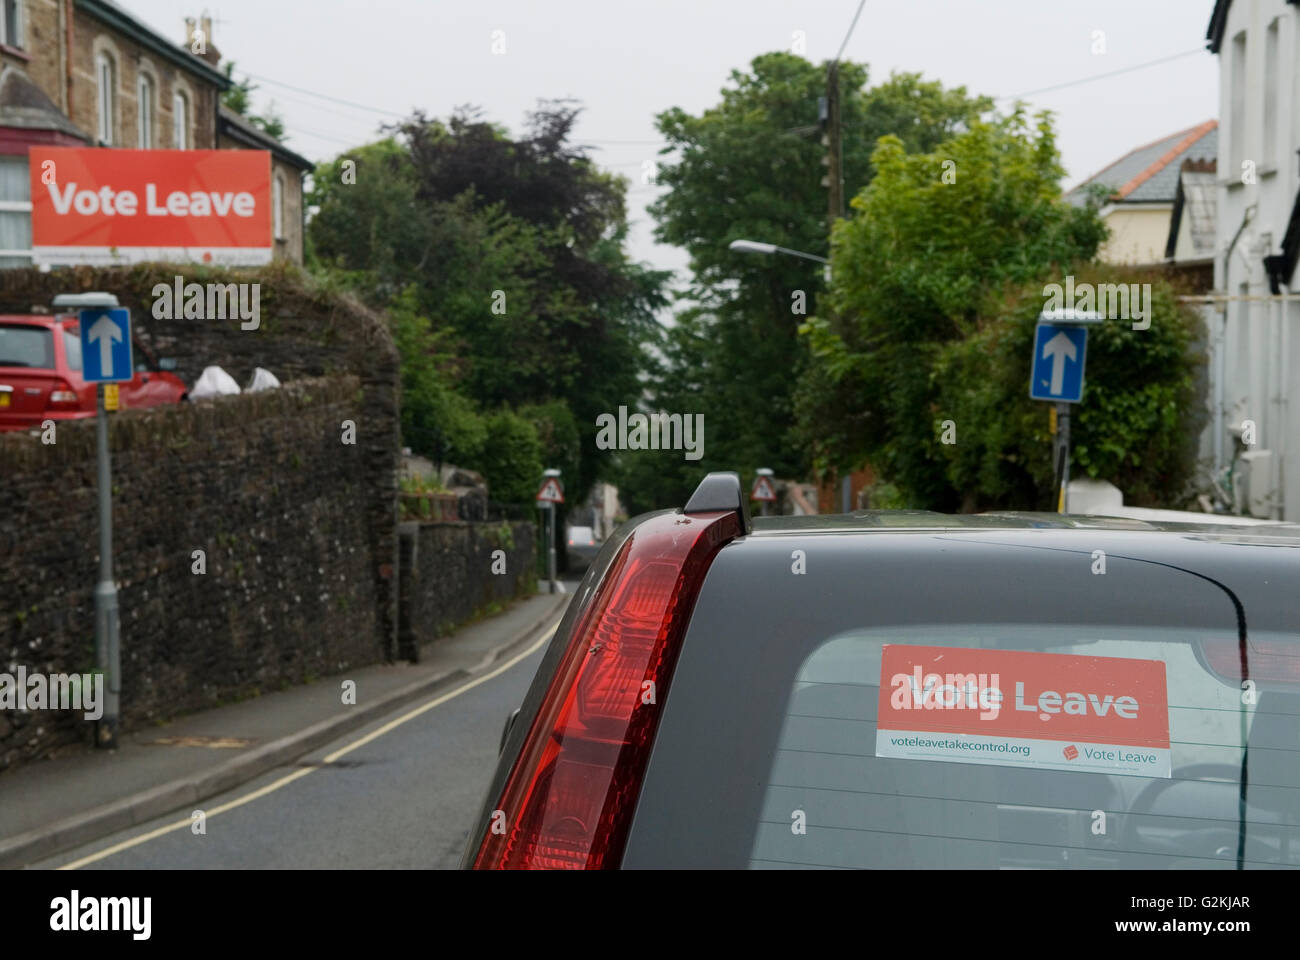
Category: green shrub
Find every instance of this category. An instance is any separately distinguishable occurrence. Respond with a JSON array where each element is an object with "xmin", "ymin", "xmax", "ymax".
[{"xmin": 471, "ymin": 409, "xmax": 543, "ymax": 504}]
